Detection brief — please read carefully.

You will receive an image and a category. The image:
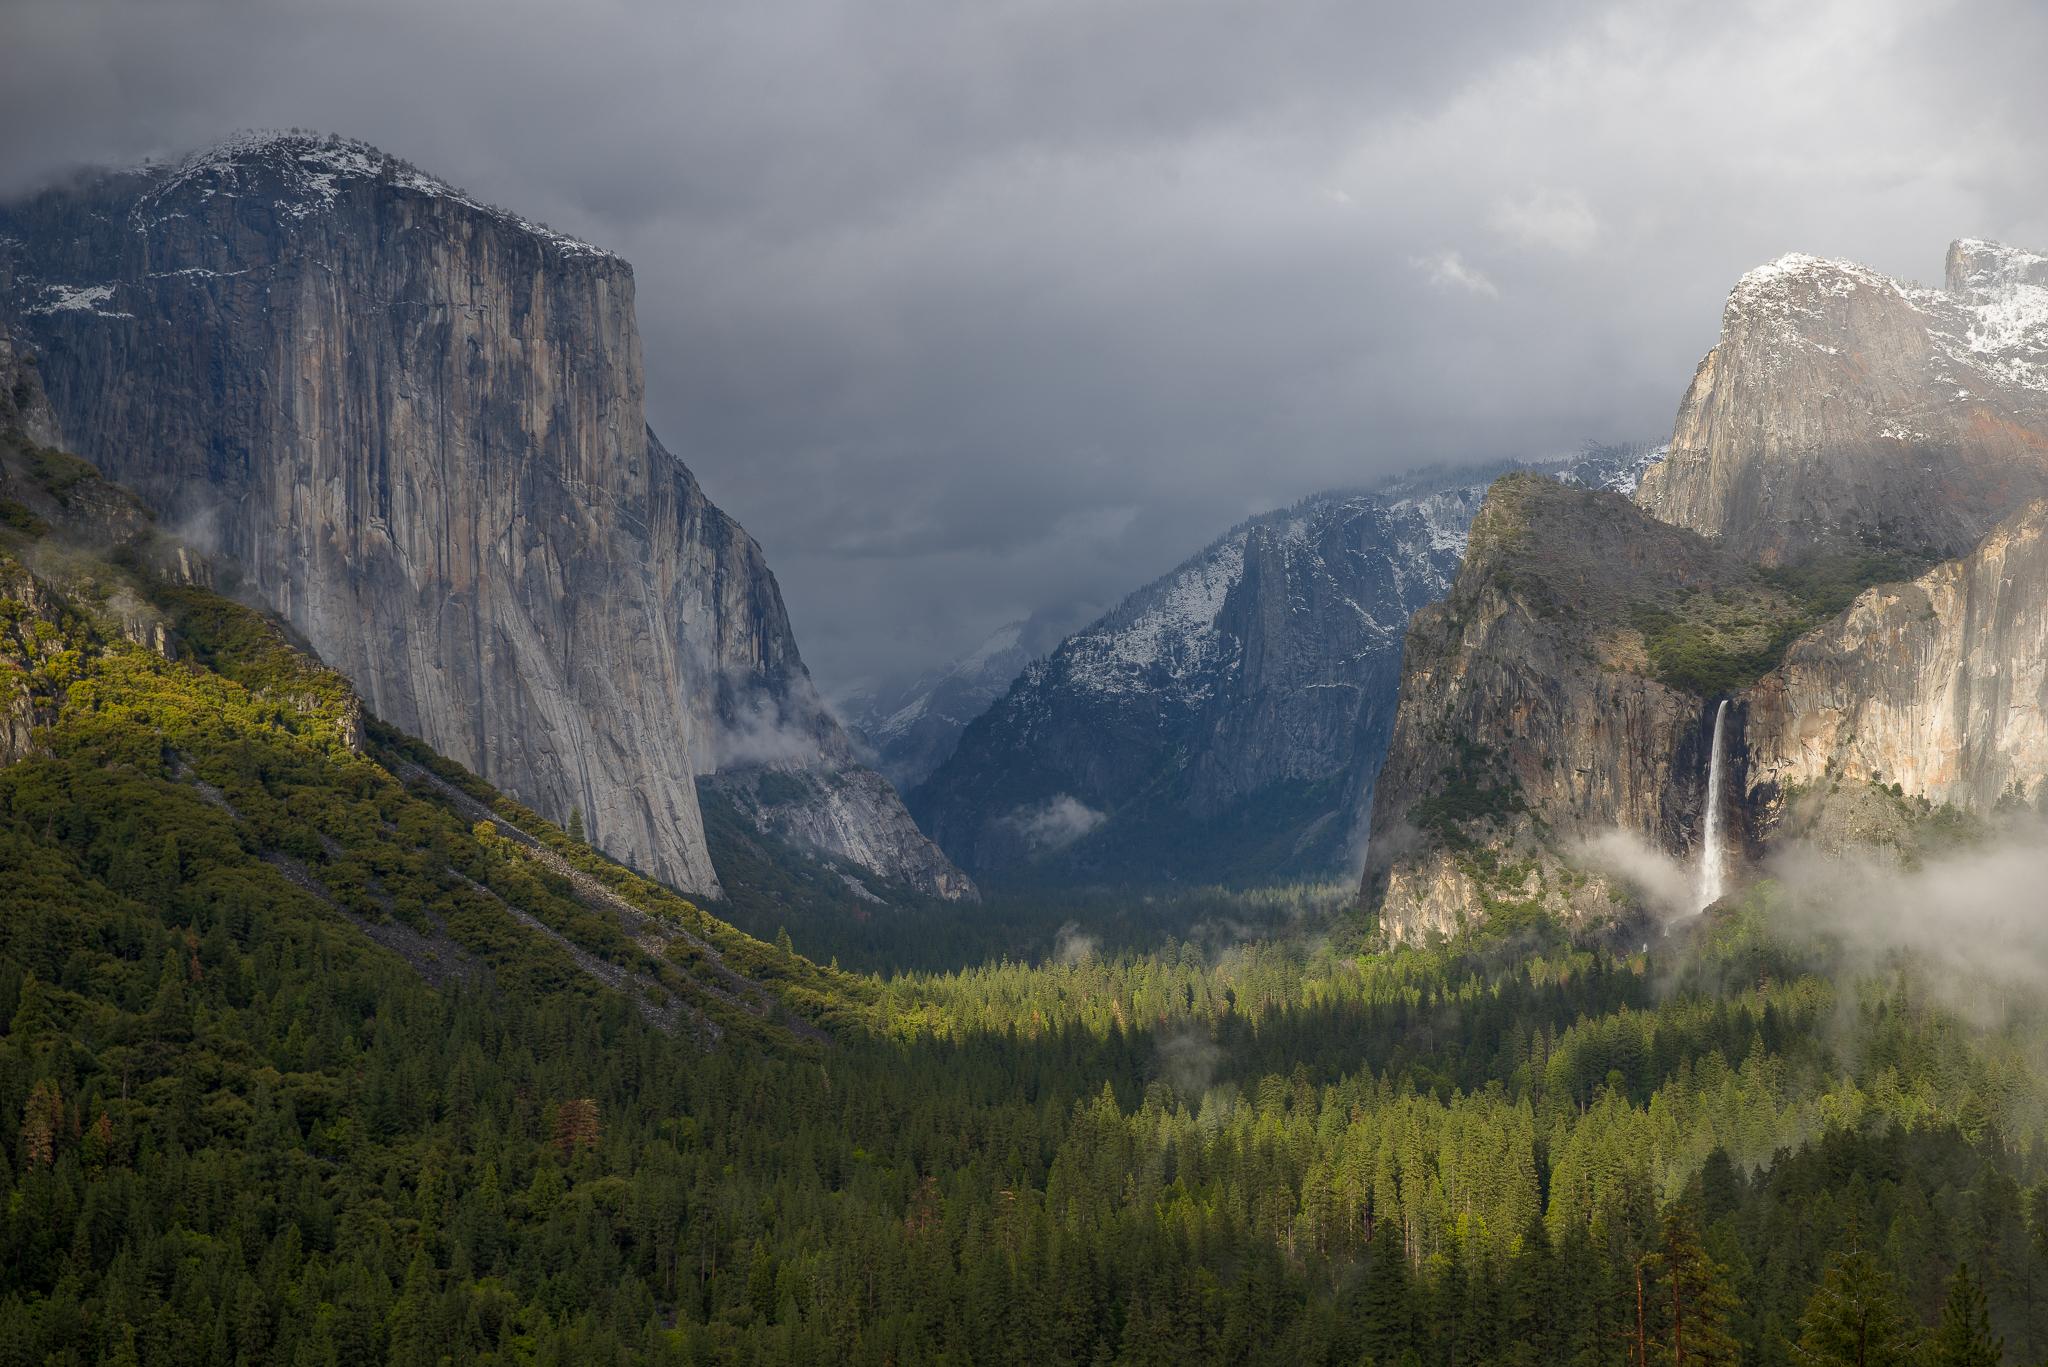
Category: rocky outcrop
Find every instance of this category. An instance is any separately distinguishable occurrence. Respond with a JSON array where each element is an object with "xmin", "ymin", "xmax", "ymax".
[
  {"xmin": 1359, "ymin": 475, "xmax": 1776, "ymax": 939},
  {"xmin": 0, "ymin": 132, "xmax": 969, "ymax": 900},
  {"xmin": 1637, "ymin": 241, "xmax": 2048, "ymax": 563},
  {"xmin": 1744, "ymin": 498, "xmax": 2048, "ymax": 820}
]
